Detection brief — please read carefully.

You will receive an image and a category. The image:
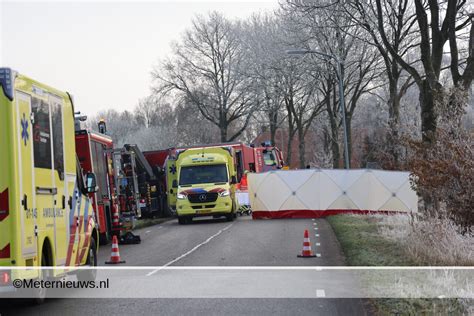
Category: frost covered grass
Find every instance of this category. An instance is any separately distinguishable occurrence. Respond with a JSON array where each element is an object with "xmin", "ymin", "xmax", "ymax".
[
  {"xmin": 372, "ymin": 213, "xmax": 474, "ymax": 266},
  {"xmin": 328, "ymin": 214, "xmax": 415, "ymax": 266},
  {"xmin": 328, "ymin": 214, "xmax": 473, "ymax": 315}
]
